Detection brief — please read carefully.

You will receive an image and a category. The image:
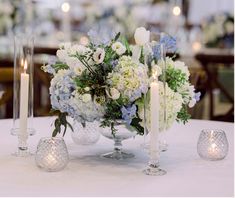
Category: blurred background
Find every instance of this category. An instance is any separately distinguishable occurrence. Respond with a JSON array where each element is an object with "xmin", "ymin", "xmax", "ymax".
[{"xmin": 0, "ymin": 0, "xmax": 234, "ymax": 122}]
